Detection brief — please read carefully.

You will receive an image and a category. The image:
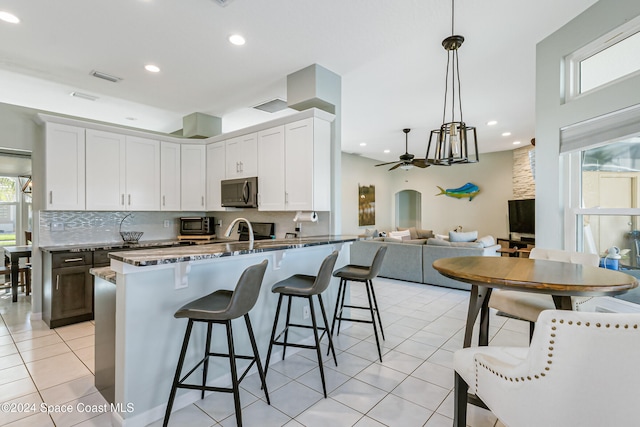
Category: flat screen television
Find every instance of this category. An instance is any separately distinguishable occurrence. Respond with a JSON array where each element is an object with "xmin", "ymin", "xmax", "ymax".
[{"xmin": 508, "ymin": 198, "xmax": 535, "ymax": 235}]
